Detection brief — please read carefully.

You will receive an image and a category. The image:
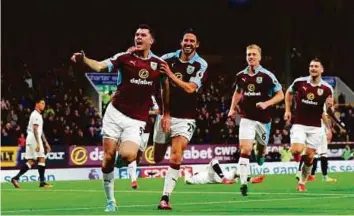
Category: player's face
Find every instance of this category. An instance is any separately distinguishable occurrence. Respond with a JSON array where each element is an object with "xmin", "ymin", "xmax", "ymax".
[
  {"xmin": 134, "ymin": 28, "xmax": 154, "ymax": 51},
  {"xmin": 246, "ymin": 48, "xmax": 261, "ymax": 67},
  {"xmin": 37, "ymin": 100, "xmax": 46, "ymax": 111},
  {"xmin": 181, "ymin": 33, "xmax": 199, "ymax": 55},
  {"xmin": 309, "ymin": 61, "xmax": 323, "ymax": 78}
]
